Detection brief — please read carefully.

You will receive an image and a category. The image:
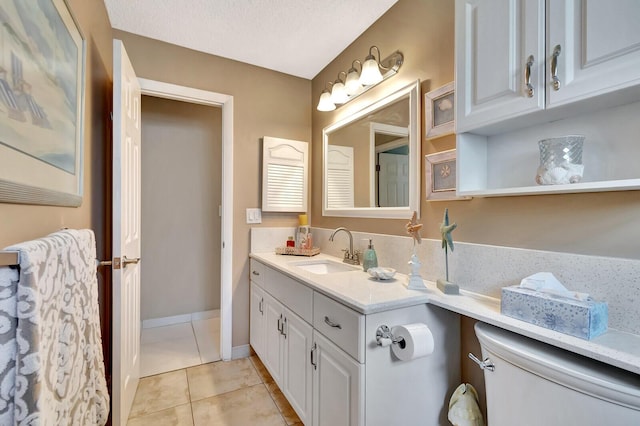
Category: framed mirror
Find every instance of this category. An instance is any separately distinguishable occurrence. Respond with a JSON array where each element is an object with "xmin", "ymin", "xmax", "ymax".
[{"xmin": 323, "ymin": 80, "xmax": 420, "ymax": 218}]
